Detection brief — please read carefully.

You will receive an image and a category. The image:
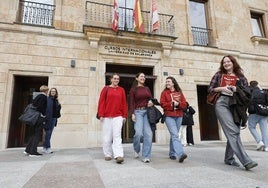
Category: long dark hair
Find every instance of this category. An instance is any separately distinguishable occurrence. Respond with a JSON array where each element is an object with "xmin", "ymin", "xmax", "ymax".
[
  {"xmin": 219, "ymin": 55, "xmax": 244, "ymax": 77},
  {"xmin": 131, "ymin": 72, "xmax": 145, "ymax": 90},
  {"xmin": 165, "ymin": 76, "xmax": 182, "ymax": 92}
]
